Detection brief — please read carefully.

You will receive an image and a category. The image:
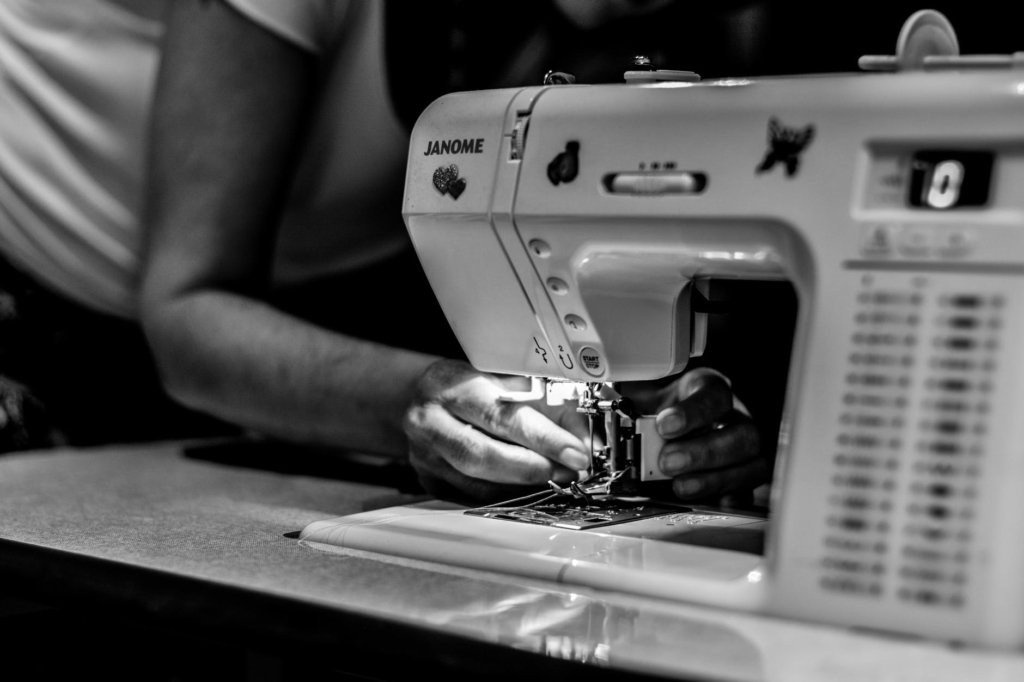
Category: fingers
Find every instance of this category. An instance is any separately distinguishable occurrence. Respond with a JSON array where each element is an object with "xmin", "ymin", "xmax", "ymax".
[
  {"xmin": 659, "ymin": 411, "xmax": 760, "ymax": 476},
  {"xmin": 656, "ymin": 409, "xmax": 766, "ymax": 500},
  {"xmin": 671, "ymin": 458, "xmax": 769, "ymax": 500},
  {"xmin": 405, "ymin": 360, "xmax": 595, "ymax": 502},
  {"xmin": 413, "ymin": 448, "xmax": 557, "ymax": 504},
  {"xmin": 405, "ymin": 401, "xmax": 581, "ymax": 486},
  {"xmin": 442, "ymin": 376, "xmax": 590, "ymax": 471},
  {"xmin": 655, "ymin": 368, "xmax": 734, "ymax": 439}
]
